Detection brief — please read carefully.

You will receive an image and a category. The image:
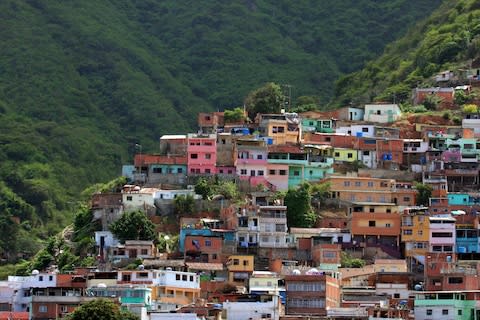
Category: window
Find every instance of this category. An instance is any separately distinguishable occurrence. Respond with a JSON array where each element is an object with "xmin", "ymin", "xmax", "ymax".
[
  {"xmin": 141, "ymin": 249, "xmax": 148, "ymax": 255},
  {"xmin": 432, "ymin": 232, "xmax": 453, "ymax": 238},
  {"xmin": 279, "ymin": 170, "xmax": 287, "ymax": 175},
  {"xmin": 293, "ymin": 170, "xmax": 300, "ymax": 176},
  {"xmin": 39, "ymin": 305, "xmax": 47, "ymax": 313},
  {"xmin": 385, "ymin": 223, "xmax": 391, "ymax": 228},
  {"xmin": 122, "ymin": 274, "xmax": 131, "ymax": 282},
  {"xmin": 386, "ymin": 209, "xmax": 391, "ymax": 213},
  {"xmin": 243, "ymin": 260, "xmax": 249, "ymax": 266},
  {"xmin": 344, "ymin": 181, "xmax": 350, "ymax": 186},
  {"xmin": 48, "ymin": 275, "xmax": 53, "ymax": 281},
  {"xmin": 369, "ymin": 221, "xmax": 376, "ymax": 227},
  {"xmin": 355, "ymin": 181, "xmax": 361, "ymax": 186},
  {"xmin": 442, "ymin": 309, "xmax": 448, "ymax": 315},
  {"xmin": 458, "ymin": 310, "xmax": 462, "ymax": 316},
  {"xmin": 39, "ymin": 276, "xmax": 43, "ymax": 282},
  {"xmin": 233, "ymin": 259, "xmax": 240, "ymax": 265},
  {"xmin": 347, "ymin": 153, "xmax": 353, "ymax": 158},
  {"xmin": 258, "ymin": 170, "xmax": 264, "ymax": 176},
  {"xmin": 367, "ymin": 181, "xmax": 374, "ymax": 187},
  {"xmin": 257, "ymin": 154, "xmax": 263, "ymax": 159},
  {"xmin": 393, "ymin": 293, "xmax": 400, "ymax": 298},
  {"xmin": 403, "ymin": 229, "xmax": 412, "ymax": 235},
  {"xmin": 269, "ymin": 169, "xmax": 275, "ymax": 175},
  {"xmin": 363, "ymin": 151, "xmax": 370, "ymax": 156},
  {"xmin": 240, "ymin": 169, "xmax": 247, "ymax": 175},
  {"xmin": 126, "ymin": 196, "xmax": 133, "ymax": 201},
  {"xmin": 138, "ymin": 272, "xmax": 148, "ymax": 278},
  {"xmin": 219, "ymin": 169, "xmax": 224, "ymax": 174},
  {"xmin": 176, "ymin": 274, "xmax": 181, "ymax": 280},
  {"xmin": 60, "ymin": 305, "xmax": 68, "ymax": 313},
  {"xmin": 448, "ymin": 277, "xmax": 463, "ymax": 284},
  {"xmin": 205, "ymin": 153, "xmax": 211, "ymax": 159},
  {"xmin": 190, "ymin": 275, "xmax": 194, "ymax": 281},
  {"xmin": 426, "ymin": 309, "xmax": 432, "ymax": 315},
  {"xmin": 323, "ymin": 251, "xmax": 336, "ymax": 258},
  {"xmin": 335, "ymin": 152, "xmax": 340, "ymax": 157},
  {"xmin": 205, "ymin": 240, "xmax": 212, "ymax": 247},
  {"xmin": 205, "ymin": 169, "xmax": 211, "ymax": 174},
  {"xmin": 182, "ymin": 275, "xmax": 187, "ymax": 281},
  {"xmin": 418, "ymin": 230, "xmax": 423, "ymax": 236},
  {"xmin": 250, "ymin": 170, "xmax": 256, "ymax": 176},
  {"xmin": 362, "ymin": 127, "xmax": 369, "ymax": 132},
  {"xmin": 190, "ymin": 154, "xmax": 198, "ymax": 159},
  {"xmin": 153, "ymin": 167, "xmax": 162, "ymax": 173},
  {"xmin": 275, "ymin": 224, "xmax": 285, "ymax": 232}
]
